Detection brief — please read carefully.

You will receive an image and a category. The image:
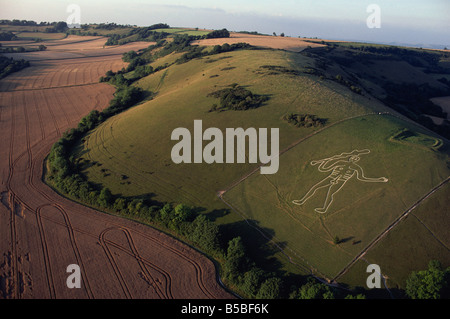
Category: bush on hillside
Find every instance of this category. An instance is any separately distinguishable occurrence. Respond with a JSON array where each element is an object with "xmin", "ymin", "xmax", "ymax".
[{"xmin": 207, "ymin": 84, "xmax": 269, "ymax": 111}]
